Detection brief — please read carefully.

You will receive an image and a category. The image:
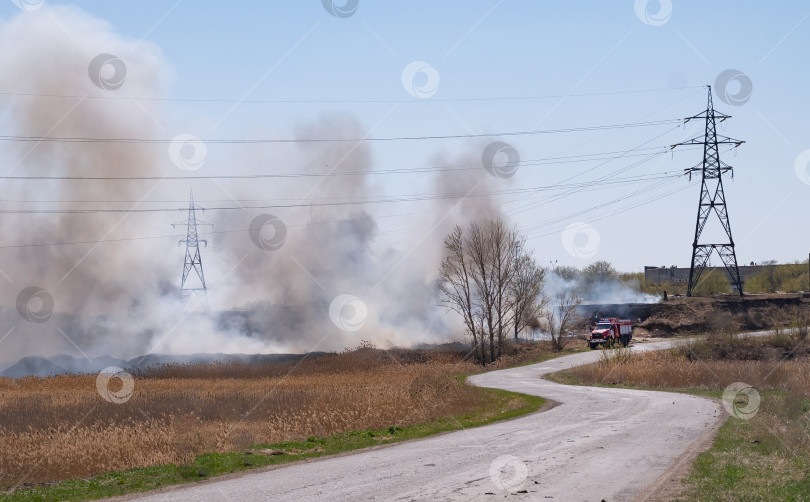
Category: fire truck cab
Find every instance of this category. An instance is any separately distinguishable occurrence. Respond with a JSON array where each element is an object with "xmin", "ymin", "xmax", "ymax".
[{"xmin": 588, "ymin": 318, "xmax": 633, "ymax": 350}]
